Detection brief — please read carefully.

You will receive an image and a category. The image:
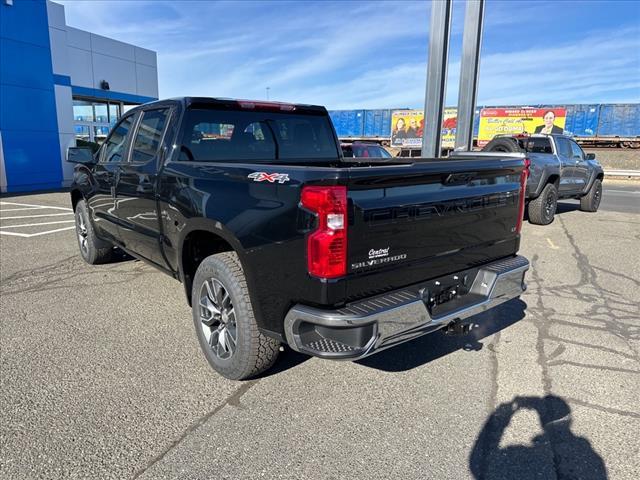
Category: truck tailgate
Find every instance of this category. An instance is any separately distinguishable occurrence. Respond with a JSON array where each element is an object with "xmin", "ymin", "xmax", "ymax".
[{"xmin": 344, "ymin": 157, "xmax": 525, "ymax": 300}]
